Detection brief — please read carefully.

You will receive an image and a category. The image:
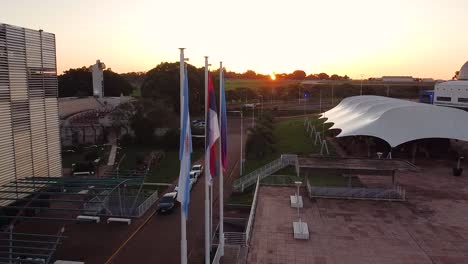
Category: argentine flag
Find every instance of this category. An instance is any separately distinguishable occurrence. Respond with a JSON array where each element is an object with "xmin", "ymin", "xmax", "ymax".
[{"xmin": 177, "ymin": 65, "xmax": 192, "ymax": 217}]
